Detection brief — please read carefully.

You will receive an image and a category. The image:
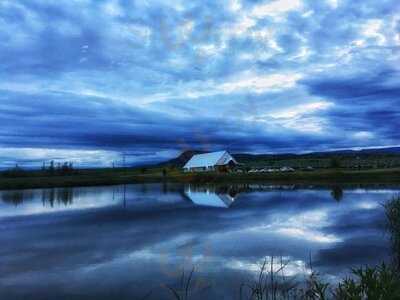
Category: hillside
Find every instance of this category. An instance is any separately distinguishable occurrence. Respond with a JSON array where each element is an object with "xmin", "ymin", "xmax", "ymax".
[
  {"xmin": 160, "ymin": 147, "xmax": 400, "ymax": 169},
  {"xmin": 157, "ymin": 150, "xmax": 206, "ymax": 168}
]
